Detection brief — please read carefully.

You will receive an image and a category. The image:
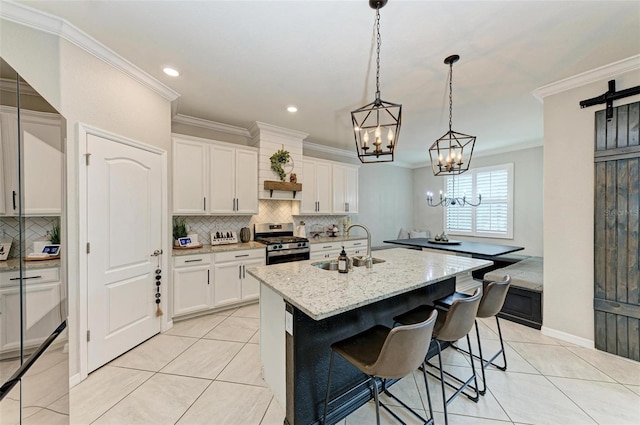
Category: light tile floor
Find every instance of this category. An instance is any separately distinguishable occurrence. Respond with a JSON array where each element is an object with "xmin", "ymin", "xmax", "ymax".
[{"xmin": 70, "ymin": 302, "xmax": 640, "ymax": 425}]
